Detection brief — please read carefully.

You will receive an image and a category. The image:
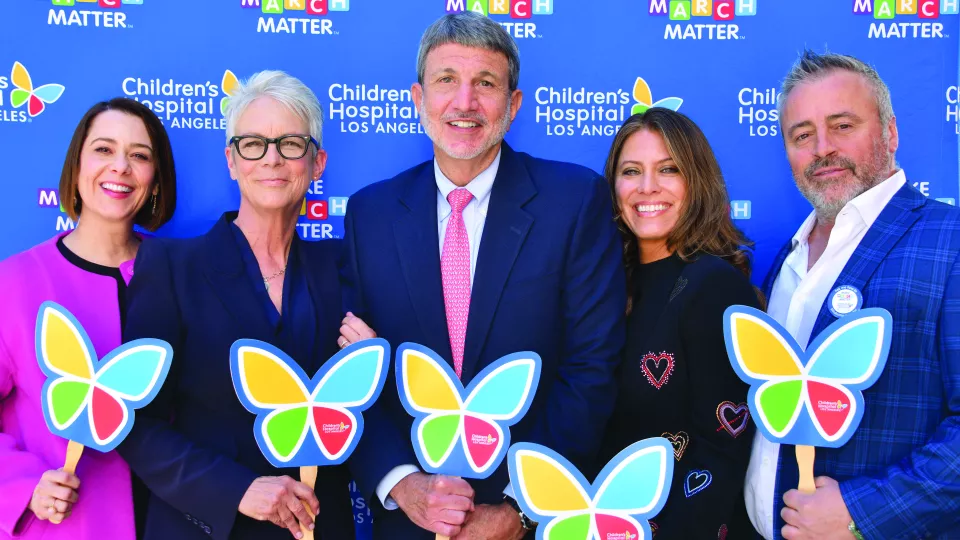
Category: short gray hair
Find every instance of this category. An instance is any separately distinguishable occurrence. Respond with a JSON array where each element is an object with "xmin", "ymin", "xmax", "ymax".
[
  {"xmin": 416, "ymin": 11, "xmax": 521, "ymax": 93},
  {"xmin": 778, "ymin": 50, "xmax": 894, "ymax": 135},
  {"xmin": 224, "ymin": 70, "xmax": 324, "ymax": 147}
]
